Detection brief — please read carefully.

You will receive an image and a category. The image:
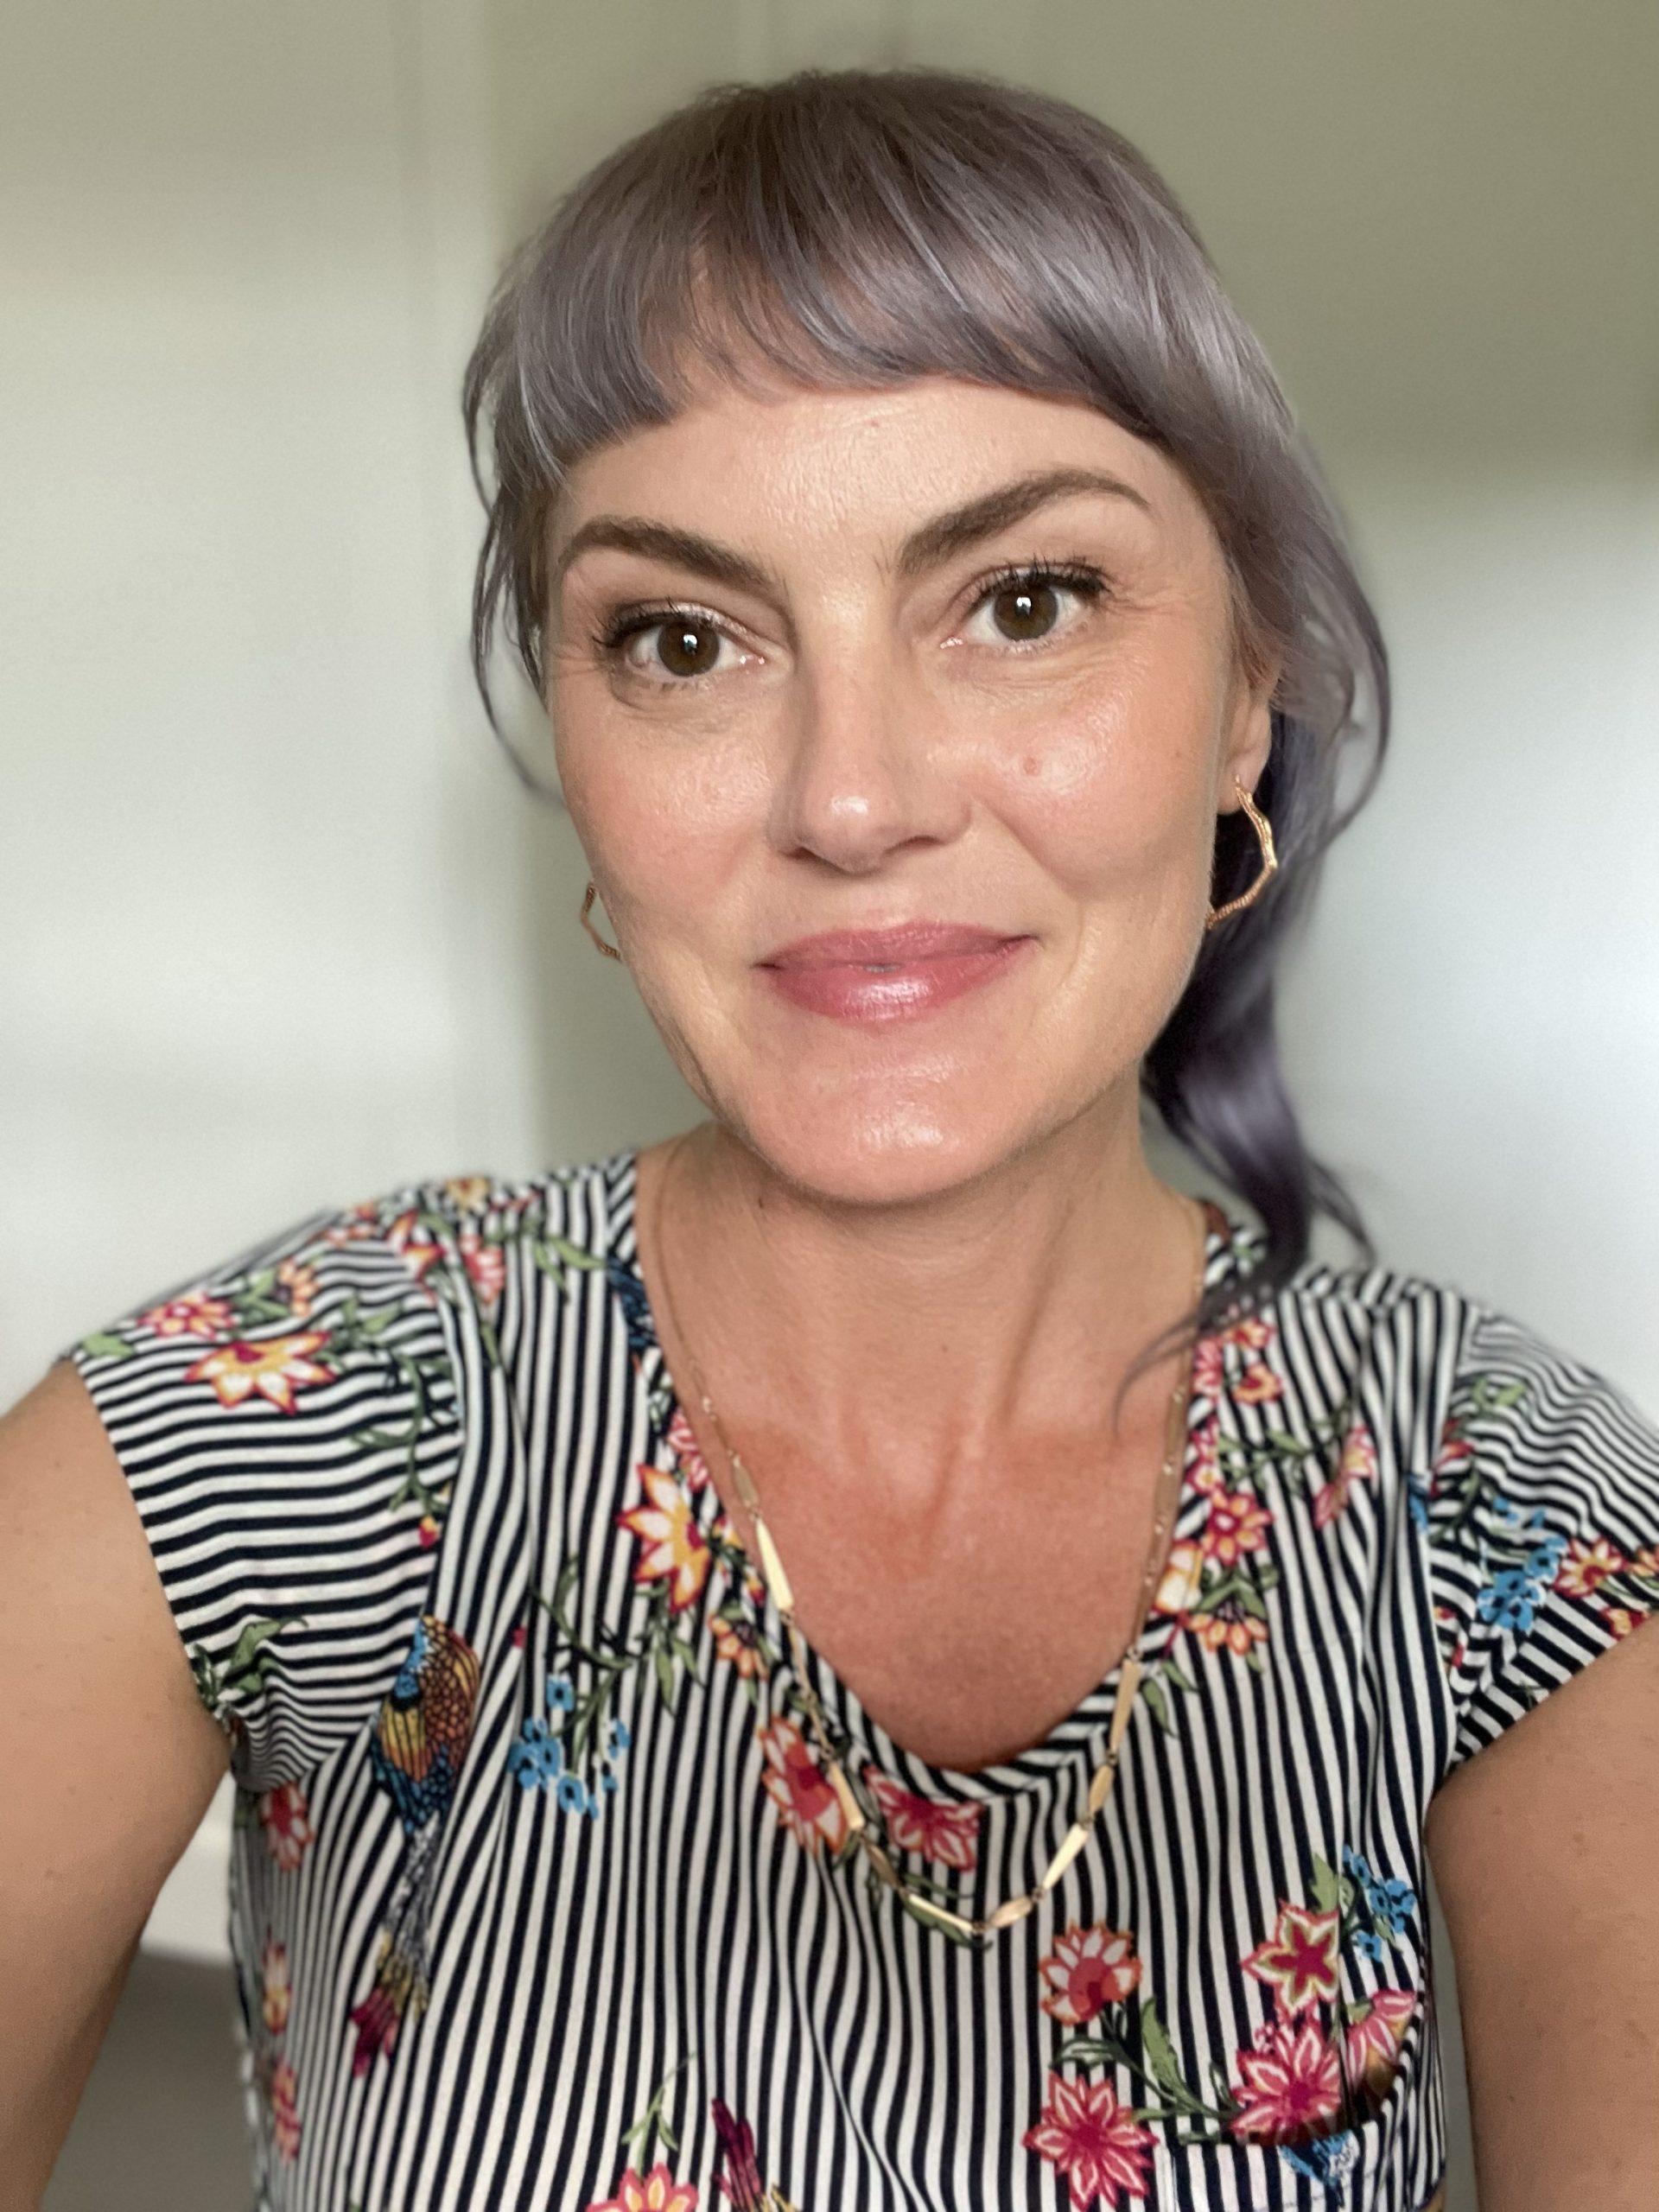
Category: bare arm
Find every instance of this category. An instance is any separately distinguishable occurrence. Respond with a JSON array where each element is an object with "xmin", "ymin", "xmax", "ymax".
[
  {"xmin": 1427, "ymin": 1619, "xmax": 1659, "ymax": 2210},
  {"xmin": 0, "ymin": 1362, "xmax": 231, "ymax": 2207}
]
